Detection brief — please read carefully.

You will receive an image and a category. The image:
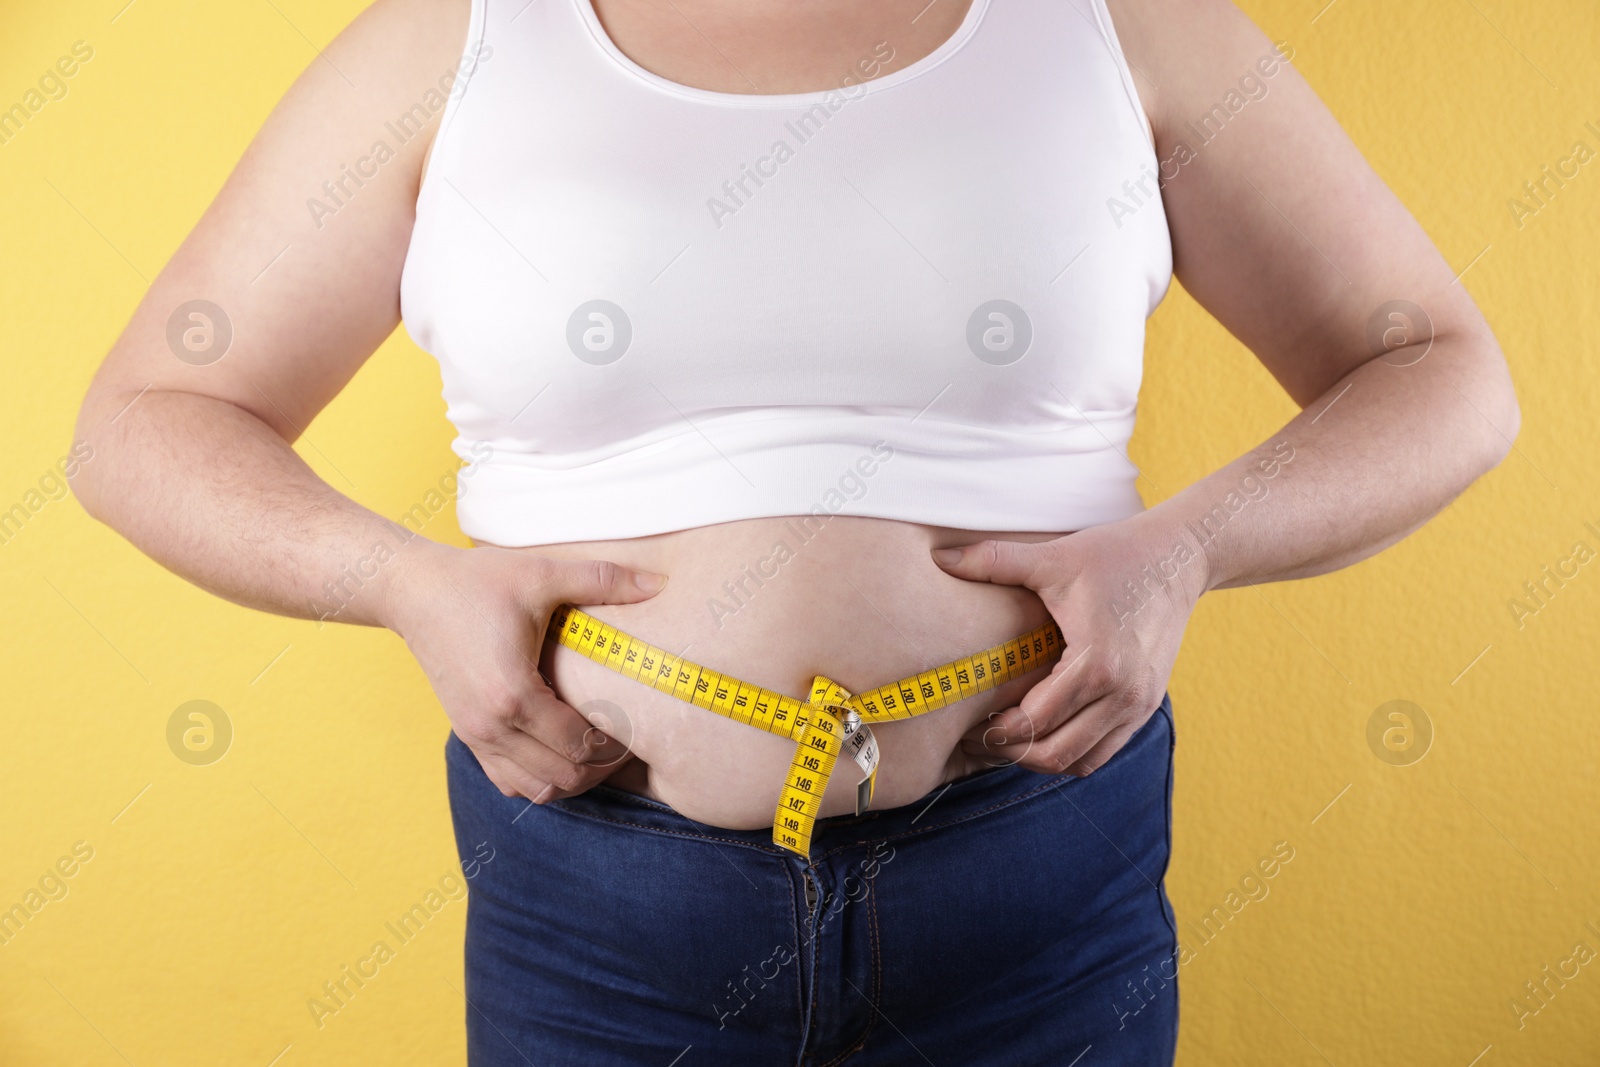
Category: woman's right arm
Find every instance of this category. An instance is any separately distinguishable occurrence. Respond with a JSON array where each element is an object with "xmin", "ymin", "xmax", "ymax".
[{"xmin": 71, "ymin": 0, "xmax": 665, "ymax": 803}]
